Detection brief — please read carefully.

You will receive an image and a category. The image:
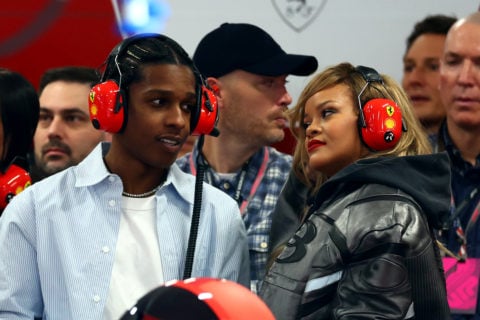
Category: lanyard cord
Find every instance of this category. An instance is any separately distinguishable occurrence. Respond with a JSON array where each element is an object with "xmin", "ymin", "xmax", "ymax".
[
  {"xmin": 239, "ymin": 150, "xmax": 269, "ymax": 214},
  {"xmin": 233, "ymin": 165, "xmax": 248, "ymax": 204},
  {"xmin": 449, "ymin": 187, "xmax": 479, "ymax": 226},
  {"xmin": 189, "ymin": 152, "xmax": 246, "ymax": 202},
  {"xmin": 189, "ymin": 147, "xmax": 270, "ymax": 215},
  {"xmin": 448, "ymin": 187, "xmax": 480, "ymax": 260}
]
